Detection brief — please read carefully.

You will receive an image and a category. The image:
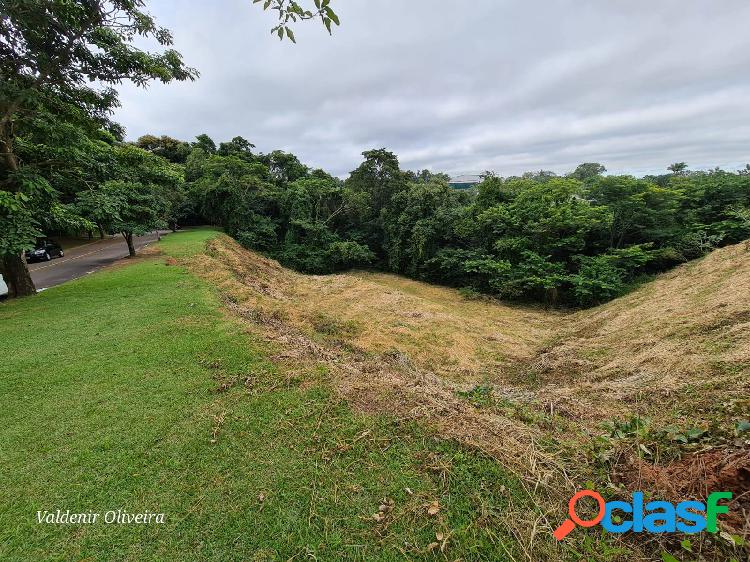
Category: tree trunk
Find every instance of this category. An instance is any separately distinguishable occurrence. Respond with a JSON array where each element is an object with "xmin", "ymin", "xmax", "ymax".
[
  {"xmin": 98, "ymin": 225, "xmax": 105, "ymax": 239},
  {"xmin": 1, "ymin": 252, "xmax": 36, "ymax": 297},
  {"xmin": 123, "ymin": 232, "xmax": 136, "ymax": 257},
  {"xmin": 0, "ymin": 118, "xmax": 20, "ymax": 174},
  {"xmin": 546, "ymin": 286, "xmax": 559, "ymax": 306},
  {"xmin": 1, "ymin": 105, "xmax": 36, "ymax": 298}
]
